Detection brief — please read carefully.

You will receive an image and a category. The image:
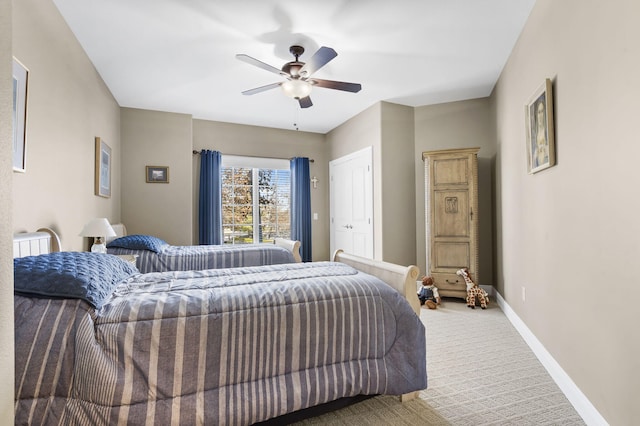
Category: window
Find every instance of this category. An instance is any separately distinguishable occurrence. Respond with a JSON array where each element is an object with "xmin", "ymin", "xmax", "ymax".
[{"xmin": 221, "ymin": 156, "xmax": 290, "ymax": 244}]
